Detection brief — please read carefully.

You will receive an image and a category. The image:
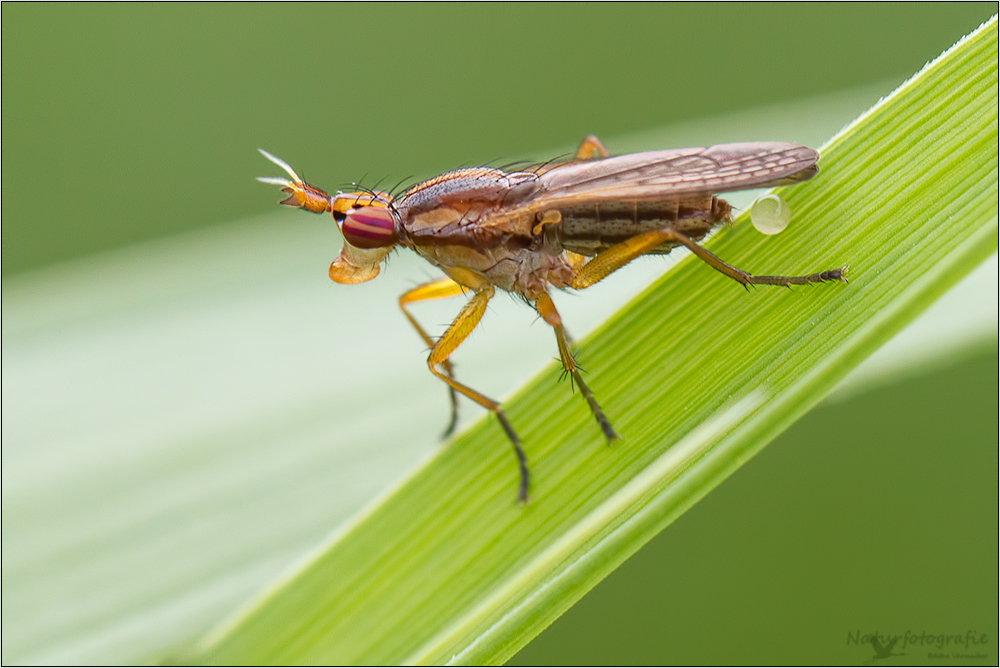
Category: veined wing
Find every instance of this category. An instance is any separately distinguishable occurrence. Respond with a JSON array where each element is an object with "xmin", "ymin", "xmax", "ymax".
[{"xmin": 530, "ymin": 142, "xmax": 819, "ymax": 208}]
